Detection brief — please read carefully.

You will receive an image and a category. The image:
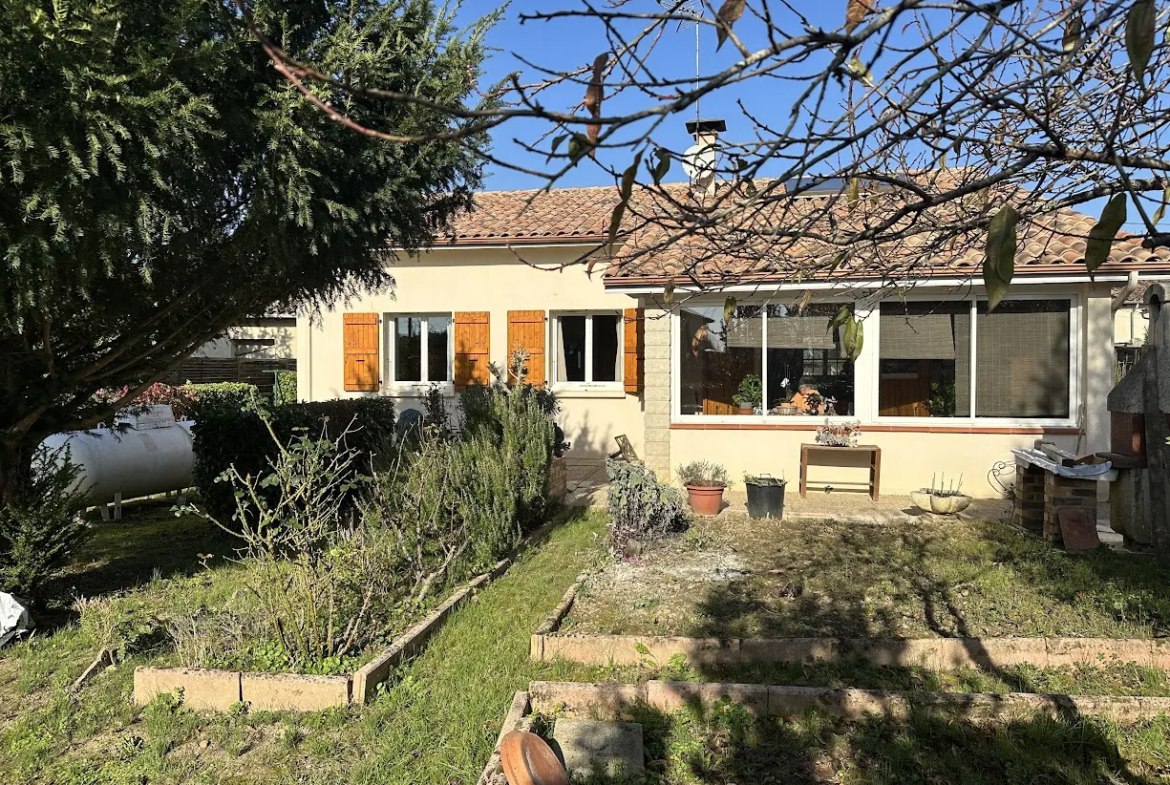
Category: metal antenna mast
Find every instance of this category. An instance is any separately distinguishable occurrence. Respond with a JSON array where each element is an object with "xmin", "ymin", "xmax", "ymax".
[{"xmin": 658, "ymin": 0, "xmax": 702, "ymax": 123}]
